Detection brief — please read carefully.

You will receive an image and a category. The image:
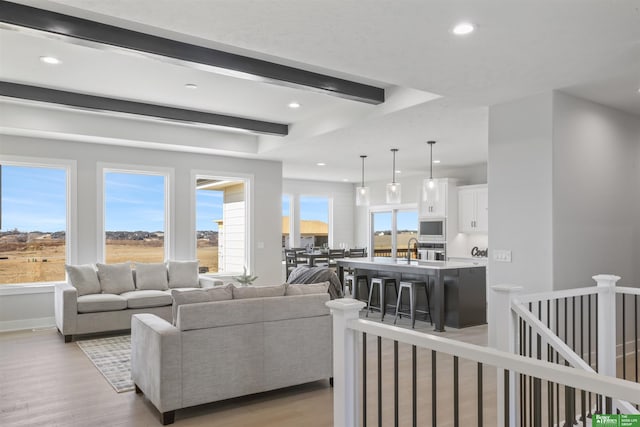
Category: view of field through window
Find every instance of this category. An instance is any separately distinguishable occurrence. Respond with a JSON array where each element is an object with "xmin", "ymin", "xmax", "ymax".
[
  {"xmin": 0, "ymin": 164, "xmax": 67, "ymax": 284},
  {"xmin": 372, "ymin": 210, "xmax": 418, "ymax": 257}
]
